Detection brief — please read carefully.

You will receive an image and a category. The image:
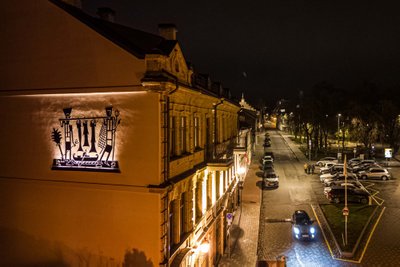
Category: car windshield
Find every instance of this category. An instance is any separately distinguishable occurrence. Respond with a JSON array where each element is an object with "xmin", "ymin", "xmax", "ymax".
[{"xmin": 294, "ymin": 213, "xmax": 310, "ymax": 225}]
